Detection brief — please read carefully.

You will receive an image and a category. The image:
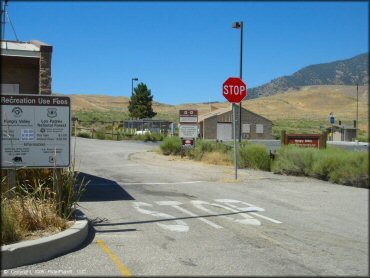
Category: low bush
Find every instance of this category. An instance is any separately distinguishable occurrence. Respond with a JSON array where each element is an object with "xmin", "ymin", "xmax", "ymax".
[
  {"xmin": 272, "ymin": 145, "xmax": 369, "ymax": 188},
  {"xmin": 271, "ymin": 145, "xmax": 318, "ymax": 176},
  {"xmin": 77, "ymin": 132, "xmax": 91, "ymax": 139},
  {"xmin": 188, "ymin": 140, "xmax": 232, "ymax": 161},
  {"xmin": 95, "ymin": 129, "xmax": 106, "ymax": 140},
  {"xmin": 238, "ymin": 143, "xmax": 271, "ymax": 171},
  {"xmin": 160, "ymin": 136, "xmax": 182, "ymax": 155}
]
